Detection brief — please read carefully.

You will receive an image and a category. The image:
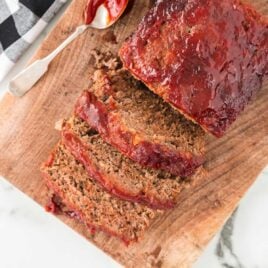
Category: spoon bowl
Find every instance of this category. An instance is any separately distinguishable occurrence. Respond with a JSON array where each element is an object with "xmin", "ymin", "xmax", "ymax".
[{"xmin": 84, "ymin": 0, "xmax": 129, "ymax": 29}]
